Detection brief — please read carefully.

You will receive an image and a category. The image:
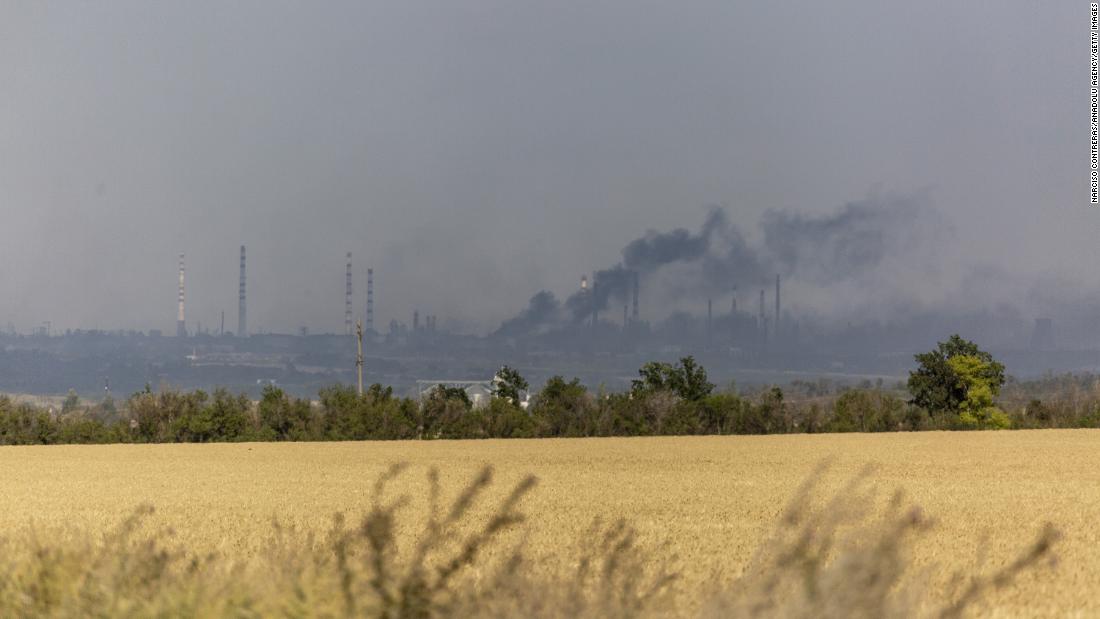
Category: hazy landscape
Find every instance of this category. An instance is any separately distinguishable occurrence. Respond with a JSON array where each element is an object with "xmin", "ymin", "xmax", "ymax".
[{"xmin": 2, "ymin": 1, "xmax": 1092, "ymax": 616}]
